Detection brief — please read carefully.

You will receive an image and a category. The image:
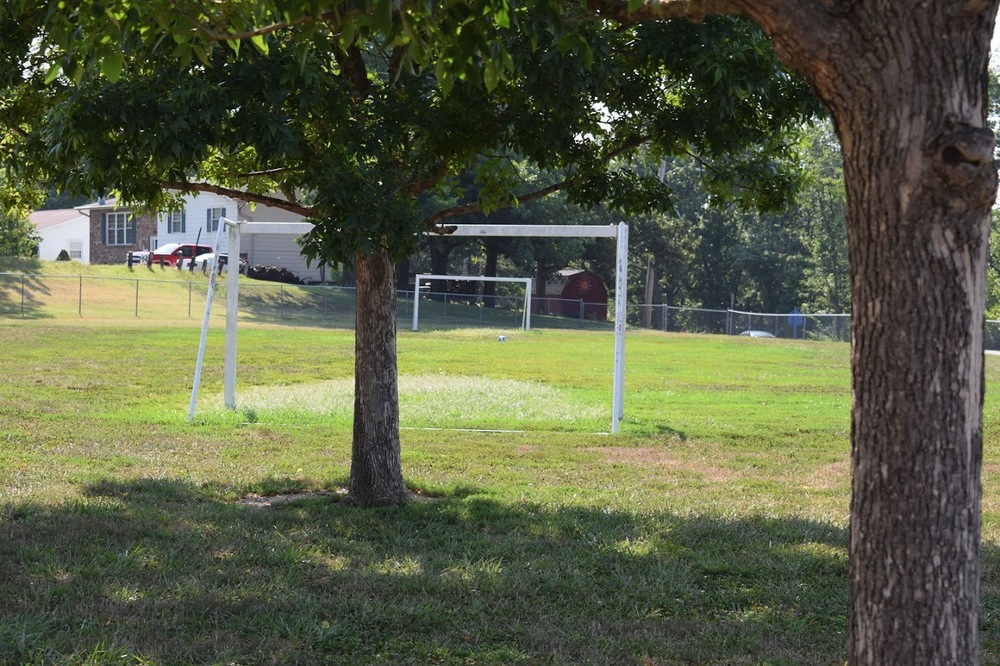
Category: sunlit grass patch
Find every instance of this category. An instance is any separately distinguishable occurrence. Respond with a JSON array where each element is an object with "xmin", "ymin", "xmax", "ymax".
[{"xmin": 217, "ymin": 374, "xmax": 605, "ymax": 430}]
